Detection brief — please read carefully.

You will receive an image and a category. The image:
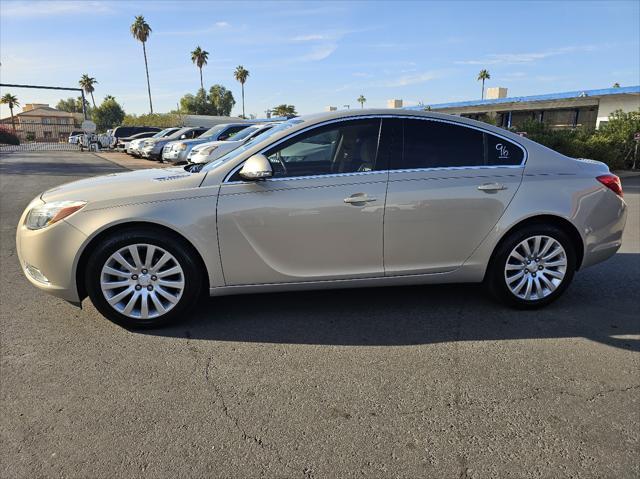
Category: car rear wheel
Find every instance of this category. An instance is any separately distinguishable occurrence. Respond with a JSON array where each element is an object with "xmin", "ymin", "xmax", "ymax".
[
  {"xmin": 86, "ymin": 230, "xmax": 202, "ymax": 328},
  {"xmin": 486, "ymin": 225, "xmax": 576, "ymax": 308}
]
